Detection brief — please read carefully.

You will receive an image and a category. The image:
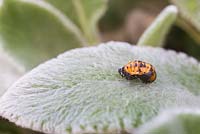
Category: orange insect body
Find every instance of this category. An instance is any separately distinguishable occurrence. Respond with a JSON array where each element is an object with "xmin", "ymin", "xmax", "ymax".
[{"xmin": 118, "ymin": 60, "xmax": 156, "ymax": 83}]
